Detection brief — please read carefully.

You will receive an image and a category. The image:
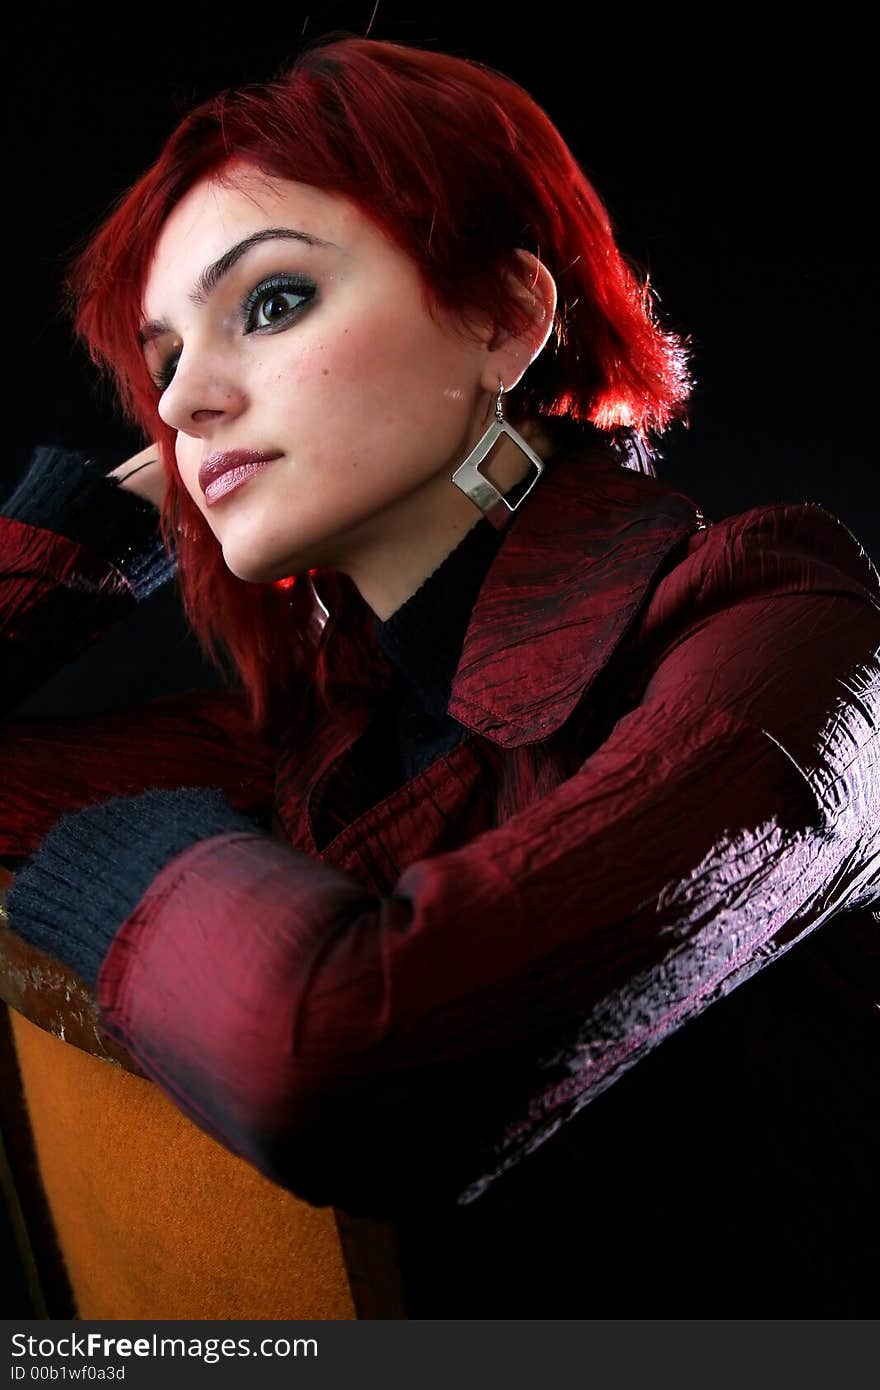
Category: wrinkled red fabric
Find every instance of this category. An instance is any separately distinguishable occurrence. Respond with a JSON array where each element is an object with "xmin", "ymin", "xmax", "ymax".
[{"xmin": 2, "ymin": 448, "xmax": 879, "ymax": 1225}]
